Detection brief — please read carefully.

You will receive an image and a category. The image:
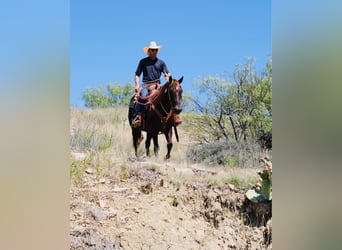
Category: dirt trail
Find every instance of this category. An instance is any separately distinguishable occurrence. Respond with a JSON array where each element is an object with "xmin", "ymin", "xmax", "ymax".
[{"xmin": 70, "ymin": 158, "xmax": 272, "ymax": 250}]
